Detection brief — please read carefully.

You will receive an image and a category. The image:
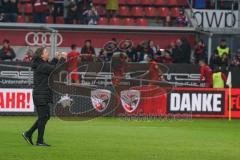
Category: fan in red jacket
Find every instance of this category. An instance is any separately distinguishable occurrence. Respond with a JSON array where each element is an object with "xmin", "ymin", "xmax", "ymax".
[
  {"xmin": 32, "ymin": 0, "xmax": 50, "ymax": 23},
  {"xmin": 199, "ymin": 60, "xmax": 213, "ymax": 88},
  {"xmin": 145, "ymin": 55, "xmax": 163, "ymax": 85},
  {"xmin": 67, "ymin": 44, "xmax": 81, "ymax": 83}
]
